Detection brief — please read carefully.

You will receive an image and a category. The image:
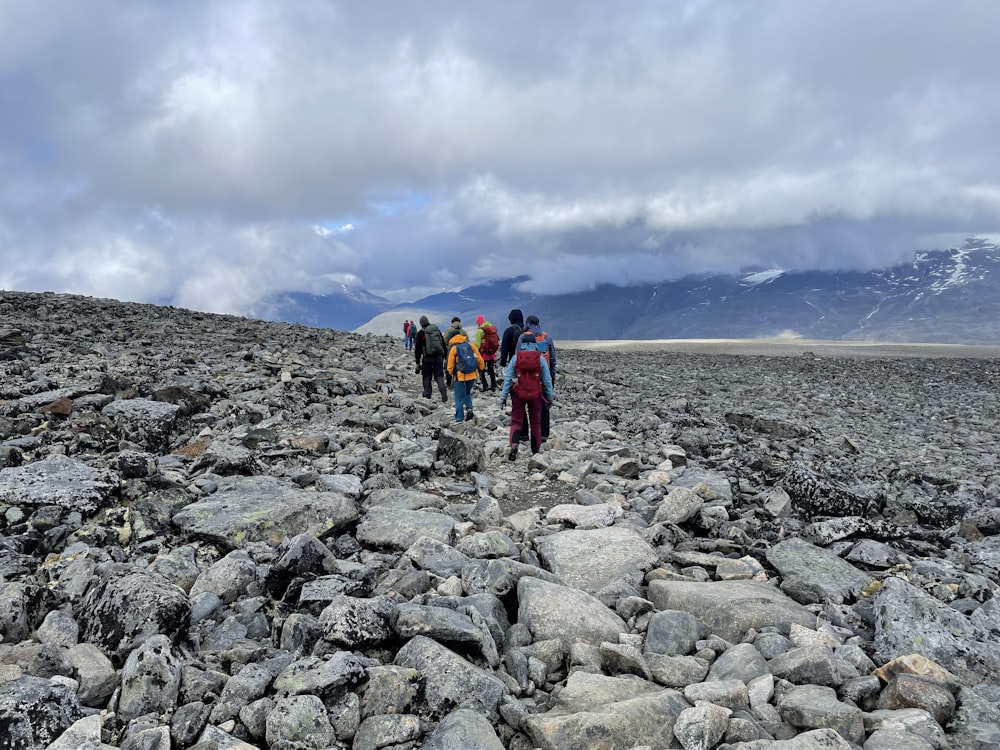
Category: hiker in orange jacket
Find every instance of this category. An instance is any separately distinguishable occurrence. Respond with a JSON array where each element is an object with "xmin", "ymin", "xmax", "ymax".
[{"xmin": 446, "ymin": 327, "xmax": 485, "ymax": 423}]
